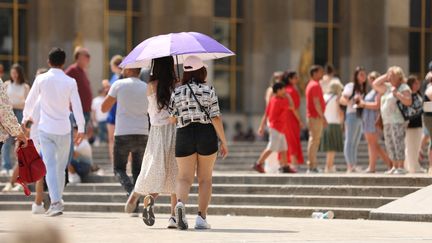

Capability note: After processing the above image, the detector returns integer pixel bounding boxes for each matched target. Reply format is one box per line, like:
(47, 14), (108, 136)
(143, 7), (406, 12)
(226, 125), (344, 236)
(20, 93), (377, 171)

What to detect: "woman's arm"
(394, 89), (412, 106)
(211, 116), (228, 159)
(372, 74), (388, 94)
(257, 113), (267, 136)
(359, 93), (380, 110)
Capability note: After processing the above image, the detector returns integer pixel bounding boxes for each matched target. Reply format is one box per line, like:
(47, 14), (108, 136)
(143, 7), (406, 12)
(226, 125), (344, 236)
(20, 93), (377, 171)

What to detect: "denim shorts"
(175, 123), (218, 157)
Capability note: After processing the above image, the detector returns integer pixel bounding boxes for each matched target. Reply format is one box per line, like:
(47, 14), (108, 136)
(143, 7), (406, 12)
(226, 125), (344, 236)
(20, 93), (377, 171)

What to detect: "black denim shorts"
(175, 123), (218, 157)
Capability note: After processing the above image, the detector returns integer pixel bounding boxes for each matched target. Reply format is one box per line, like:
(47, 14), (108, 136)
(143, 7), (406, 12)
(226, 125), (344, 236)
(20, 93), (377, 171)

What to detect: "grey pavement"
(1, 211), (432, 243)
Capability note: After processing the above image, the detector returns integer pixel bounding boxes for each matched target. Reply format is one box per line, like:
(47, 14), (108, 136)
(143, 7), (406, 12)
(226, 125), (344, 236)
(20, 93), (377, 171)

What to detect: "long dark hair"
(281, 71), (297, 86)
(149, 56), (176, 110)
(353, 66), (366, 94)
(10, 64), (26, 85)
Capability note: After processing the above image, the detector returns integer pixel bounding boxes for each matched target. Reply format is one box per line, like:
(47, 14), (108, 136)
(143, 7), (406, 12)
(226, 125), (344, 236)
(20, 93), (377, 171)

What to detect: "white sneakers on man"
(46, 201), (64, 217)
(195, 215), (211, 229)
(68, 173), (81, 184)
(32, 202), (45, 214)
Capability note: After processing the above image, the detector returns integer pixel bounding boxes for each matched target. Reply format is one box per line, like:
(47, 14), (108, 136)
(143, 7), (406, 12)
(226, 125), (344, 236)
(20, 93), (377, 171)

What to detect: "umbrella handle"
(175, 55), (181, 81)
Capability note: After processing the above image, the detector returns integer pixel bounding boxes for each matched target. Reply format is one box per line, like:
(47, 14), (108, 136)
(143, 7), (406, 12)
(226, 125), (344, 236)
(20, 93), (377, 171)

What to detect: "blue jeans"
(1, 109), (23, 170)
(97, 121), (107, 142)
(344, 113), (363, 166)
(39, 131), (71, 203)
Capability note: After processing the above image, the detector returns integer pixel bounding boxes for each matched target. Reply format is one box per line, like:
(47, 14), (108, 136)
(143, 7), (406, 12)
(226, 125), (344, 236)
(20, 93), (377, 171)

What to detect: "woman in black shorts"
(169, 55), (228, 230)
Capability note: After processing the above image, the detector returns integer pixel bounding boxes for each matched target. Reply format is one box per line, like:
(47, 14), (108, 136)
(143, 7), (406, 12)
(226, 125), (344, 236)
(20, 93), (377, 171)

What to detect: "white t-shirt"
(108, 77), (149, 136)
(324, 93), (341, 124)
(91, 96), (108, 122)
(342, 82), (357, 114)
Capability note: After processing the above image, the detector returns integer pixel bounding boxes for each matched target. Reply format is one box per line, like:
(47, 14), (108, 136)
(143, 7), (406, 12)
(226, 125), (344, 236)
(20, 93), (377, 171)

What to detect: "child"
(91, 88), (108, 146)
(254, 82), (290, 173)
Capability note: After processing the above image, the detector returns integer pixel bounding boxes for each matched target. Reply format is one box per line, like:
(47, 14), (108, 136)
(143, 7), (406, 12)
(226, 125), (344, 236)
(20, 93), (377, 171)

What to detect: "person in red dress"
(281, 71), (305, 171)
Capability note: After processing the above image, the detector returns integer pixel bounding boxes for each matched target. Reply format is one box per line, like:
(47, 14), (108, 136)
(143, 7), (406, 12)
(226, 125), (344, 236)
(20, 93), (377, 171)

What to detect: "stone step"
(0, 201), (372, 219)
(50, 184), (419, 197)
(1, 174), (426, 186)
(0, 193), (396, 208)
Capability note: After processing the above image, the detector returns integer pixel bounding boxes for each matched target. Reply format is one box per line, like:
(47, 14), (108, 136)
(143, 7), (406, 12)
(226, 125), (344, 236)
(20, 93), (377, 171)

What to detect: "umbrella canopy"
(120, 32), (235, 68)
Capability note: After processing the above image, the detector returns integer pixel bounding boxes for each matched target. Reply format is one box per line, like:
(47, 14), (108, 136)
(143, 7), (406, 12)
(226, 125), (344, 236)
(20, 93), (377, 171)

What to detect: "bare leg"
(290, 155), (298, 169)
(278, 151), (288, 166)
(170, 193), (177, 216)
(429, 149), (432, 175)
(175, 153), (198, 204)
(107, 124), (115, 163)
(196, 153), (217, 218)
(365, 133), (378, 172)
(34, 179), (44, 205)
(9, 166), (18, 185)
(325, 152), (335, 172)
(257, 150), (273, 165)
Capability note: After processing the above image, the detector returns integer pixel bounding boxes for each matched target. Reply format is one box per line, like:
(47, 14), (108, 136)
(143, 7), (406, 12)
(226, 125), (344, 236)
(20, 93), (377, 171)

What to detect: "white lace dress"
(133, 93), (177, 195)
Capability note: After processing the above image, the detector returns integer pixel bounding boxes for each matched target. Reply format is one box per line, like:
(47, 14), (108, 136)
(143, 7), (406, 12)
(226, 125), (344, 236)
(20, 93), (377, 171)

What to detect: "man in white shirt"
(23, 48), (85, 217)
(101, 68), (148, 213)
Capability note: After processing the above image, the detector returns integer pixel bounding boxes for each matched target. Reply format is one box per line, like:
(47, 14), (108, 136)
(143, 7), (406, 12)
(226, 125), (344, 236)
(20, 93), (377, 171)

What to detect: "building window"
(409, 0), (432, 77)
(0, 0), (28, 78)
(104, 0), (142, 76)
(313, 0), (340, 69)
(213, 0), (244, 112)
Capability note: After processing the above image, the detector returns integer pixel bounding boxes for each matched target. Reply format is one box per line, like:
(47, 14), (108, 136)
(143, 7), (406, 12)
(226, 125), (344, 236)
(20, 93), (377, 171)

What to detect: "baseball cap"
(183, 56), (207, 72)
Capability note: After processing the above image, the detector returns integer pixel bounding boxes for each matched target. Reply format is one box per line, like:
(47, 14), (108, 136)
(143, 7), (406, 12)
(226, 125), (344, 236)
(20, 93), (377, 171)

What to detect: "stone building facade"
(0, 0), (431, 139)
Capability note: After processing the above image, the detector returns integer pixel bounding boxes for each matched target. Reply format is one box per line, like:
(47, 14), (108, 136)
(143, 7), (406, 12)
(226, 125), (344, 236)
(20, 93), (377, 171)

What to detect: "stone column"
(243, 0), (295, 115)
(75, 0), (105, 95)
(339, 0), (388, 82)
(28, 0), (77, 80)
(386, 0), (409, 72)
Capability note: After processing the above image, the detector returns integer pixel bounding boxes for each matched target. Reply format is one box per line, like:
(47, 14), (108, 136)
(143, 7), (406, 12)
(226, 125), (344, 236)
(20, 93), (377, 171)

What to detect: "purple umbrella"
(120, 32), (235, 69)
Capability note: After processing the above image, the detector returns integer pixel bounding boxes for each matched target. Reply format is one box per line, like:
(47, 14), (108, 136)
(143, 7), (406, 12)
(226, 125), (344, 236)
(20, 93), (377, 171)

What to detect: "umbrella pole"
(175, 55), (181, 81)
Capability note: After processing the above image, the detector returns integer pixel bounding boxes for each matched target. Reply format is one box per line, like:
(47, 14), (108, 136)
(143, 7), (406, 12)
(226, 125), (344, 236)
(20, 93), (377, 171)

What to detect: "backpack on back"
(16, 139), (46, 196)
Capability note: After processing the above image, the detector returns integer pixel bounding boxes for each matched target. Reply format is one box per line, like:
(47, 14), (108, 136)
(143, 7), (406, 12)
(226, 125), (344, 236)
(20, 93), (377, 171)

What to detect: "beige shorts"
(266, 128), (288, 152)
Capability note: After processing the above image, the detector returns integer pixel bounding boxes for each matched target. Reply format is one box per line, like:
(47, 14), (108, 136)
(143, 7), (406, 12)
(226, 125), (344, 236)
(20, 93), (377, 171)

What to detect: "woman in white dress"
(125, 56), (178, 228)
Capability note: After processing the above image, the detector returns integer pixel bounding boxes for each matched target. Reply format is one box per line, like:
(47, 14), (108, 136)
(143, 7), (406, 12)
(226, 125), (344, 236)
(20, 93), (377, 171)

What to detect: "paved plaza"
(1, 211), (432, 243)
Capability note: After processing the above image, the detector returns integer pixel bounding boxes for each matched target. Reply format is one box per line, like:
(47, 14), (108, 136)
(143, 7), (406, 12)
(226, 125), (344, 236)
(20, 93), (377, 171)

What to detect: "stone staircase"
(0, 142), (431, 220)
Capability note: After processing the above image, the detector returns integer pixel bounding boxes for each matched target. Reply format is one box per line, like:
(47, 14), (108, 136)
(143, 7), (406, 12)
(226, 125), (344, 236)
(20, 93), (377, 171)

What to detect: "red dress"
(284, 85), (304, 164)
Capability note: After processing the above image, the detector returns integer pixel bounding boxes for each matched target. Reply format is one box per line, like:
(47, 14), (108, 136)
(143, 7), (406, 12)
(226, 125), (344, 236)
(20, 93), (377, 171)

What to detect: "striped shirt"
(169, 82), (220, 128)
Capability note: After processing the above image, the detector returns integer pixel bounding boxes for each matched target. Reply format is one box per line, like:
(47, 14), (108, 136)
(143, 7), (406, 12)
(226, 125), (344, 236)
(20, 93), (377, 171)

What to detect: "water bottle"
(311, 211), (334, 219)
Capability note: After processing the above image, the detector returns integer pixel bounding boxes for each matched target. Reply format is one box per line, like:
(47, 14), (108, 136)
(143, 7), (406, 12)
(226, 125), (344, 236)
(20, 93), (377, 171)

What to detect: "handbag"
(16, 139), (46, 196)
(396, 93), (423, 121)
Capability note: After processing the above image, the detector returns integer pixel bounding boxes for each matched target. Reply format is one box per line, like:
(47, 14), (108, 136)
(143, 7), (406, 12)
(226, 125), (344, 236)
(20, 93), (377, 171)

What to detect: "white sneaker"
(167, 216), (177, 229)
(32, 203), (45, 214)
(195, 215), (211, 229)
(2, 183), (13, 192)
(0, 169), (8, 176)
(46, 201), (64, 217)
(385, 167), (396, 174)
(95, 168), (105, 176)
(394, 168), (407, 175)
(175, 202), (188, 230)
(11, 184), (23, 192)
(68, 173), (81, 184)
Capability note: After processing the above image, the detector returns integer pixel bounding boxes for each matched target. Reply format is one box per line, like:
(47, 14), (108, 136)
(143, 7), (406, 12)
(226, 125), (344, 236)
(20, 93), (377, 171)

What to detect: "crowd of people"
(0, 47), (228, 231)
(255, 62), (432, 175)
